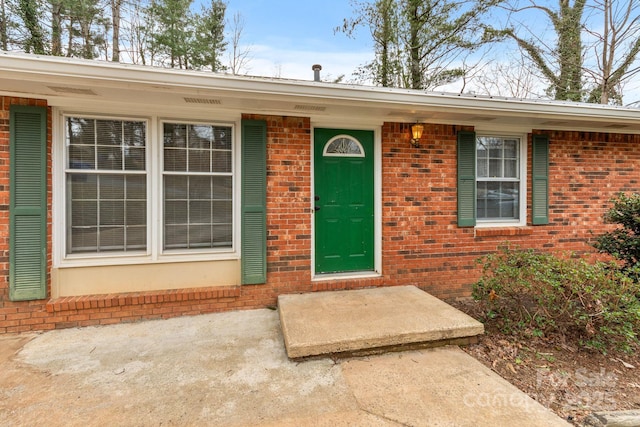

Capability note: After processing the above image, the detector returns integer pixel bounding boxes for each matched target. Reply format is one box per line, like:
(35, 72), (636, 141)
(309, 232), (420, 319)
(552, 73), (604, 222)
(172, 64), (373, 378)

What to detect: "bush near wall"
(473, 246), (640, 353)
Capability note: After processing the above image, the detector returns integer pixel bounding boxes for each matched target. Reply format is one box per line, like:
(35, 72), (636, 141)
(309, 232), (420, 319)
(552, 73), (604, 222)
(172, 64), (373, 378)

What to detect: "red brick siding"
(242, 114), (384, 295)
(2, 104), (640, 334)
(380, 124), (640, 298)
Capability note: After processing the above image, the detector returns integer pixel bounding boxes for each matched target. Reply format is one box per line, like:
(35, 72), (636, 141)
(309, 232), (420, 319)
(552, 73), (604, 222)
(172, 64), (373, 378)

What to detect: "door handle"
(314, 206), (321, 211)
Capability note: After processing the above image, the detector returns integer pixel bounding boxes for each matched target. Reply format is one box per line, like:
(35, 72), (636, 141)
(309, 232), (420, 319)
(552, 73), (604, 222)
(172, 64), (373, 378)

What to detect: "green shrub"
(473, 246), (640, 353)
(592, 192), (640, 278)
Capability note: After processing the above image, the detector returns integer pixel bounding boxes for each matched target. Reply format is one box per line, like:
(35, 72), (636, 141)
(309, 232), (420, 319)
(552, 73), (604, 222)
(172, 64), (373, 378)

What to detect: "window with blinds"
(65, 117), (147, 254)
(162, 122), (233, 250)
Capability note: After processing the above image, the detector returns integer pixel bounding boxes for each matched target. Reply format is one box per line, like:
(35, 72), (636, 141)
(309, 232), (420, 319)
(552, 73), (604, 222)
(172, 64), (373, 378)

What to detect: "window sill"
(474, 227), (533, 237)
(58, 251), (239, 268)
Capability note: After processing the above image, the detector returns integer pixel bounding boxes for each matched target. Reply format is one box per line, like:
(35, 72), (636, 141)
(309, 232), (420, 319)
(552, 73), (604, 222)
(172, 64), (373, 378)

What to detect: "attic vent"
(605, 124), (629, 129)
(294, 104), (326, 112)
(48, 86), (97, 95)
(540, 120), (569, 126)
(184, 97), (222, 105)
(468, 116), (496, 122)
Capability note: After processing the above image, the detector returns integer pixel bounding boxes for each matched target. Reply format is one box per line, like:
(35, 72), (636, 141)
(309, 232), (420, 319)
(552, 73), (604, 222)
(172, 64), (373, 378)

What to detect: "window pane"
(164, 123), (187, 148)
(190, 200), (211, 223)
(213, 176), (232, 199)
(69, 146), (95, 169)
(189, 225), (212, 247)
(126, 201), (146, 225)
(165, 225), (187, 248)
(100, 226), (125, 250)
(189, 125), (212, 149)
(69, 173), (97, 199)
(67, 174), (146, 254)
(68, 117), (95, 145)
(189, 176), (211, 199)
(477, 181), (519, 220)
(69, 227), (97, 253)
(212, 151), (232, 173)
(100, 201), (125, 225)
(126, 226), (146, 249)
(488, 139), (501, 158)
(188, 149), (211, 172)
(125, 147), (146, 171)
(165, 175), (188, 199)
(213, 126), (231, 149)
(504, 159), (518, 178)
(71, 201), (97, 227)
(213, 200), (232, 224)
(477, 158), (488, 178)
(126, 175), (146, 200)
(504, 140), (517, 158)
(164, 148), (187, 172)
(489, 159), (502, 177)
(67, 117), (146, 172)
(212, 224), (232, 246)
(96, 120), (122, 146)
(97, 146), (123, 170)
(165, 200), (188, 225)
(123, 121), (146, 147)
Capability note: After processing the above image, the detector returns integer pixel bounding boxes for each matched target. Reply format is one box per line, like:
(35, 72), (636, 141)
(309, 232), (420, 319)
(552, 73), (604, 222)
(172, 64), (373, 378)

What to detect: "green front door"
(314, 128), (374, 274)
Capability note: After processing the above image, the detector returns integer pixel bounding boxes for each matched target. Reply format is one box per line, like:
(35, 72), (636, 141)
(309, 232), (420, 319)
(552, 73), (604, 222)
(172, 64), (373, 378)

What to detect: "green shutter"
(241, 119), (267, 284)
(9, 105), (47, 301)
(532, 134), (549, 225)
(457, 131), (476, 227)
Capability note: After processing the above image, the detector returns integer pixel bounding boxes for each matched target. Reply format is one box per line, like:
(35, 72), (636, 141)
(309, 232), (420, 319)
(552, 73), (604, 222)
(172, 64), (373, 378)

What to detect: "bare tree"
(227, 11), (251, 75)
(489, 0), (587, 101)
(472, 50), (545, 98)
(583, 0), (640, 104)
(340, 0), (502, 90)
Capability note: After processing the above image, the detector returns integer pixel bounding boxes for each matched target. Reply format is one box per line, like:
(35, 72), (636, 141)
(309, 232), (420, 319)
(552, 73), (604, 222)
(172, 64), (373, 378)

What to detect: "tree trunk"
(407, 0), (422, 89)
(111, 0), (121, 61)
(0, 0), (7, 51)
(51, 0), (63, 56)
(18, 0), (46, 54)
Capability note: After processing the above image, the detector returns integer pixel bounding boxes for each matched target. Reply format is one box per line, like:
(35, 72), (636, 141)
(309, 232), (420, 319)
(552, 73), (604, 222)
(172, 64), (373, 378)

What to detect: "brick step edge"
(46, 286), (242, 313)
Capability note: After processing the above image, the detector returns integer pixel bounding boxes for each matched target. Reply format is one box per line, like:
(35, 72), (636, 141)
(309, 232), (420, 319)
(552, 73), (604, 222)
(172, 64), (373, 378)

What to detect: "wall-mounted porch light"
(410, 123), (424, 147)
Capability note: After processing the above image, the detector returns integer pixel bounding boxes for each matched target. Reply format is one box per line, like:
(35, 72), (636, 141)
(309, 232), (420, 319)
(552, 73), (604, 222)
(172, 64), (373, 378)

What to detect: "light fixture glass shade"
(410, 123), (424, 146)
(411, 124), (424, 140)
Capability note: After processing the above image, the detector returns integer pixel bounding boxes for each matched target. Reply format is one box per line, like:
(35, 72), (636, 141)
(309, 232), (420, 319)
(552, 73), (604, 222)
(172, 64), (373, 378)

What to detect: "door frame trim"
(310, 124), (382, 280)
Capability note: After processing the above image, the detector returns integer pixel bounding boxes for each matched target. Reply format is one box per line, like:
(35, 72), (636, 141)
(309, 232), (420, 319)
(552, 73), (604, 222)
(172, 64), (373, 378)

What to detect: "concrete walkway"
(0, 308), (567, 426)
(278, 286), (484, 358)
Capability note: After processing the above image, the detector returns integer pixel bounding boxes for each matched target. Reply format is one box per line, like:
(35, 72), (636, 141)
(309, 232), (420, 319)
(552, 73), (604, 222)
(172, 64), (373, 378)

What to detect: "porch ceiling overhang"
(2, 52), (640, 134)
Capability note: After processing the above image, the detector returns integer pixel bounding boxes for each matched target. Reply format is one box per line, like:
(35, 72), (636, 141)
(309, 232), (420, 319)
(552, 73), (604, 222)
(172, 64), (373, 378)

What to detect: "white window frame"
(475, 133), (527, 228)
(159, 119), (235, 255)
(53, 111), (240, 267)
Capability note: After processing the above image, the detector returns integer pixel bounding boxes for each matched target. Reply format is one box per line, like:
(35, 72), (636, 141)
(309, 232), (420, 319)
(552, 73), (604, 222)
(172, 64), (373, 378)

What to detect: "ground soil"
(451, 299), (640, 425)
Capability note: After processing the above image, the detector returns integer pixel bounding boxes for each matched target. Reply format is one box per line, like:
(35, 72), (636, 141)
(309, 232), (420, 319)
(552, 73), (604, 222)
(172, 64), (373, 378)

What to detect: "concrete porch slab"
(278, 285), (484, 359)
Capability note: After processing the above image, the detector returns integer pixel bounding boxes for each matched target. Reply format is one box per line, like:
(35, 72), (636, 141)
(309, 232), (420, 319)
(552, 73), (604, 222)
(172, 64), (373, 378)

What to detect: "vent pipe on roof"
(312, 64), (322, 82)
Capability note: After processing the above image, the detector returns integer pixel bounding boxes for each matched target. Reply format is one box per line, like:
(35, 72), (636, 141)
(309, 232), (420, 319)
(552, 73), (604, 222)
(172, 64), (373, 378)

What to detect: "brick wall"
(2, 105), (640, 334)
(380, 123), (640, 298)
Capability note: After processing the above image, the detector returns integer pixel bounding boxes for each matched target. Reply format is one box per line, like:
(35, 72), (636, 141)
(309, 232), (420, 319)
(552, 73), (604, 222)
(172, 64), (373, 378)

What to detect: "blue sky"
(214, 0), (640, 104)
(223, 0), (373, 81)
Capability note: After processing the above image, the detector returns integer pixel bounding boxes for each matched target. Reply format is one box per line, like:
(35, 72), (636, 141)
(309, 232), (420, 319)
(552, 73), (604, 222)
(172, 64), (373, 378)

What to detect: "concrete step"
(278, 285), (484, 359)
